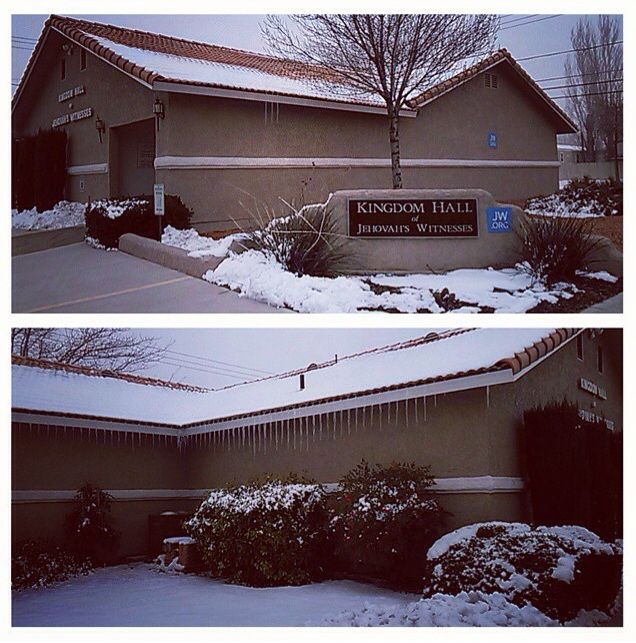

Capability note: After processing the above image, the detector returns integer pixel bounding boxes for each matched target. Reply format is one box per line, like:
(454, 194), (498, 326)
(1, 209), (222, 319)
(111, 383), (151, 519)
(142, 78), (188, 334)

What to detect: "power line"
(542, 79), (623, 91)
(156, 359), (255, 381)
(159, 354), (270, 380)
(11, 45), (34, 51)
(500, 14), (539, 26)
(12, 35), (38, 43)
(517, 40), (623, 62)
(500, 15), (563, 31)
(548, 90), (623, 100)
(535, 69), (622, 82)
(163, 348), (273, 375)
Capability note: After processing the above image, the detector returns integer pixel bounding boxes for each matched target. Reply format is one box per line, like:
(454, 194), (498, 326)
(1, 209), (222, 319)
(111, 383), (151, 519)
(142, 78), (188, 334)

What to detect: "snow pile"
(11, 201), (86, 231)
(90, 197), (149, 219)
(163, 536), (196, 545)
(85, 235), (117, 251)
(321, 591), (557, 626)
(161, 225), (244, 258)
(423, 522), (622, 622)
(205, 249), (582, 313)
(575, 269), (619, 283)
(154, 554), (184, 574)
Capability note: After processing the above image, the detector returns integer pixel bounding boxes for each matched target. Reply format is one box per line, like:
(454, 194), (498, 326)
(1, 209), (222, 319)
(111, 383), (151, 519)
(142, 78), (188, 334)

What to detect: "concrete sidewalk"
(12, 242), (285, 313)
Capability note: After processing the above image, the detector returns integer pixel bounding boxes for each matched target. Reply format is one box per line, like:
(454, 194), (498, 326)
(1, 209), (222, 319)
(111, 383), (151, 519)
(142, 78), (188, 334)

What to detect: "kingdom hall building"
(12, 15), (576, 232)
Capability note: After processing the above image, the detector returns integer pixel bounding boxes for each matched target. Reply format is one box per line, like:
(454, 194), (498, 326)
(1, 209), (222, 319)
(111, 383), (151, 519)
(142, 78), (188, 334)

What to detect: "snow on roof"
(11, 14), (576, 130)
(557, 143), (583, 152)
(12, 329), (576, 428)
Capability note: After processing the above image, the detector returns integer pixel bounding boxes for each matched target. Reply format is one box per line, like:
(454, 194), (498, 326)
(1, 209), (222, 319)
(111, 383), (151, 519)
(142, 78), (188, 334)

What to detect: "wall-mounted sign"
(58, 85), (86, 102)
(487, 206), (512, 233)
(578, 408), (614, 431)
(52, 107), (93, 128)
(154, 183), (165, 216)
(579, 377), (608, 400)
(348, 199), (478, 238)
(488, 131), (497, 148)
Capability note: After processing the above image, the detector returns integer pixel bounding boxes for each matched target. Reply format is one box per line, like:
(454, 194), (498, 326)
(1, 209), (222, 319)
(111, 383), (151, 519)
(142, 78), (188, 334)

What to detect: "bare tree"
(565, 16), (623, 176)
(262, 14), (499, 188)
(11, 328), (169, 373)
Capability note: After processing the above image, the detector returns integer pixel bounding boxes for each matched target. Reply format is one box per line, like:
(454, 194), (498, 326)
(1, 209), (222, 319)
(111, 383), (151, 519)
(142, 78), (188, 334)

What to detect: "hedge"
(85, 194), (192, 249)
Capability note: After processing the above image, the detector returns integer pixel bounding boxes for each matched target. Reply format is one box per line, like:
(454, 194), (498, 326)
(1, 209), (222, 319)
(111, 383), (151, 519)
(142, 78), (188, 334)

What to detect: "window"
(576, 334), (584, 361)
(60, 57), (66, 80)
(80, 48), (87, 71)
(597, 346), (604, 373)
(485, 73), (498, 88)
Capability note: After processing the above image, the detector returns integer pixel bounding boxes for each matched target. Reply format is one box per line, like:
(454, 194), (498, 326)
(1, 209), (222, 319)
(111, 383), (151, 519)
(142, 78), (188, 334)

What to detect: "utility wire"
(518, 40), (623, 62)
(541, 79), (623, 91)
(163, 348), (273, 375)
(500, 14), (539, 26)
(157, 355), (269, 380)
(535, 69), (622, 82)
(500, 15), (563, 31)
(548, 90), (623, 100)
(157, 359), (255, 381)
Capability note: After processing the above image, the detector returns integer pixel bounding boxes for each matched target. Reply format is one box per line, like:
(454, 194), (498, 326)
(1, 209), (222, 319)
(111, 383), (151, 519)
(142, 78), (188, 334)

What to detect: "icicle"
(423, 396), (427, 422)
(486, 386), (490, 409)
(347, 407), (351, 435)
(264, 423), (268, 456)
(414, 397), (419, 424)
(252, 426), (257, 458)
(293, 417), (297, 450)
(319, 413), (323, 440)
(433, 394), (437, 408)
(305, 416), (310, 452)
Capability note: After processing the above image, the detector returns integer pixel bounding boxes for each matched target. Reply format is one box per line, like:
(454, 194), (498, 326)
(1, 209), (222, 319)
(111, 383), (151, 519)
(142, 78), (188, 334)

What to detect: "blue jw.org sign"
(487, 207), (513, 233)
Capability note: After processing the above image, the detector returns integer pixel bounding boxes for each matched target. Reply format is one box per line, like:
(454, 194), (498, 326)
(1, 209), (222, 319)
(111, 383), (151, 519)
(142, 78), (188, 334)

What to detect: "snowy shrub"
(243, 202), (350, 277)
(12, 539), (92, 591)
(518, 215), (600, 285)
(64, 484), (119, 564)
(85, 195), (191, 249)
(423, 522), (622, 622)
(330, 461), (445, 588)
(526, 177), (622, 218)
(184, 475), (330, 586)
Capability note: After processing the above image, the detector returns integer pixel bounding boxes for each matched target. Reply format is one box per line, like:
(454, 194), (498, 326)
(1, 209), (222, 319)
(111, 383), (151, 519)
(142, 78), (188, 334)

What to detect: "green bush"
(423, 522), (622, 622)
(64, 484), (119, 564)
(518, 216), (600, 285)
(243, 202), (351, 277)
(330, 461), (445, 588)
(185, 474), (330, 586)
(85, 194), (191, 249)
(12, 539), (92, 591)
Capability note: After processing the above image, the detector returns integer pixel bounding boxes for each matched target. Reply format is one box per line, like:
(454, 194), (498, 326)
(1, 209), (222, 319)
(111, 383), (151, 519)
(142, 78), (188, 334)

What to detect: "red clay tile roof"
(11, 355), (210, 393)
(12, 14), (577, 130)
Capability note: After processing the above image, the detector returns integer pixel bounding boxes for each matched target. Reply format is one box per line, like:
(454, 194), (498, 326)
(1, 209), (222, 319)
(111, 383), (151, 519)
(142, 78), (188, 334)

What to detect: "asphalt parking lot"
(12, 243), (282, 313)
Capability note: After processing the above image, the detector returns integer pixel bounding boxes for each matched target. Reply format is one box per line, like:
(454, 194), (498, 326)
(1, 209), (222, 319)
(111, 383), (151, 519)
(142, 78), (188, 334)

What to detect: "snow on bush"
(423, 522), (622, 622)
(321, 590), (557, 626)
(330, 461), (444, 587)
(519, 215), (601, 285)
(242, 203), (350, 277)
(11, 201), (86, 231)
(206, 250), (582, 313)
(161, 225), (243, 258)
(12, 539), (92, 591)
(85, 195), (191, 249)
(526, 177), (622, 218)
(184, 475), (330, 586)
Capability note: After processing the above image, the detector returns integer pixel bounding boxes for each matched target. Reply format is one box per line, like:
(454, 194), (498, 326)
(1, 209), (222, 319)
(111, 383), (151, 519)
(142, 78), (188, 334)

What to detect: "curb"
(118, 233), (224, 278)
(11, 225), (85, 256)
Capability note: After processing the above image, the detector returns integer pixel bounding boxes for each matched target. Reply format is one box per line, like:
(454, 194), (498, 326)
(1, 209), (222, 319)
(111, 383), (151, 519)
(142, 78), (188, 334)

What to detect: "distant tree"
(11, 328), (168, 373)
(565, 16), (622, 177)
(262, 14), (499, 189)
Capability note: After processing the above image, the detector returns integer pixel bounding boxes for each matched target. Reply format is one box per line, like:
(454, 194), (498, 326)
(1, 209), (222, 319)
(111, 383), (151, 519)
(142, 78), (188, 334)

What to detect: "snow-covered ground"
(526, 195), (606, 218)
(11, 563), (416, 627)
(11, 562), (616, 627)
(12, 201), (86, 231)
(161, 225), (245, 258)
(204, 250), (586, 314)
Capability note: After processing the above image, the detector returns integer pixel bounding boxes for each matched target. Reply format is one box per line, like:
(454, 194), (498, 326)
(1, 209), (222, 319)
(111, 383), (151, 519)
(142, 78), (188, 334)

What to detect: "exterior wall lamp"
(153, 97), (165, 131)
(95, 116), (105, 143)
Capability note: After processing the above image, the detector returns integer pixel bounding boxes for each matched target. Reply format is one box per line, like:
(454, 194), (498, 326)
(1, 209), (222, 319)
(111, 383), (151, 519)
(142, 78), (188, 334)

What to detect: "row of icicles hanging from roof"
(18, 396), (446, 455)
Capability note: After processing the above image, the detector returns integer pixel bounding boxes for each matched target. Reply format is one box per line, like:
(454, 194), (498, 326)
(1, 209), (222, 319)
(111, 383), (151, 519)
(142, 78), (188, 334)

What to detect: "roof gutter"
(152, 80), (417, 118)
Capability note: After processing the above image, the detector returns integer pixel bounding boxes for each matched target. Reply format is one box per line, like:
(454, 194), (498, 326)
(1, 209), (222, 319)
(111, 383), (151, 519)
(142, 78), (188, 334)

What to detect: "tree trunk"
(388, 110), (403, 189)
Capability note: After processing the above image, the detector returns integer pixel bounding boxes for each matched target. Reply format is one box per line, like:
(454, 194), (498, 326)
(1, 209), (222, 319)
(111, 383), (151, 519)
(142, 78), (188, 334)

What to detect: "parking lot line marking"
(26, 276), (191, 312)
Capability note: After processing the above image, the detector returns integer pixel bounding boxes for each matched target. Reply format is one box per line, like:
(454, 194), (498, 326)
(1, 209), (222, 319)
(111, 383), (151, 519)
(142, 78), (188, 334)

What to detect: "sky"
(132, 327), (441, 388)
(11, 13), (624, 111)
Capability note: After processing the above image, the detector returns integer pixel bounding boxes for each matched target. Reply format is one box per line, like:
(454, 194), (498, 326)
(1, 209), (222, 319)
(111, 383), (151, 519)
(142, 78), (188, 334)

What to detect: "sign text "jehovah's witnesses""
(348, 198), (478, 238)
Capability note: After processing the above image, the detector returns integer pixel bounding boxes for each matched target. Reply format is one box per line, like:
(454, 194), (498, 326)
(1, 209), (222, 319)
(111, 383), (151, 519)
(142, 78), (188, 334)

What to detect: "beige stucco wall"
(11, 331), (621, 555)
